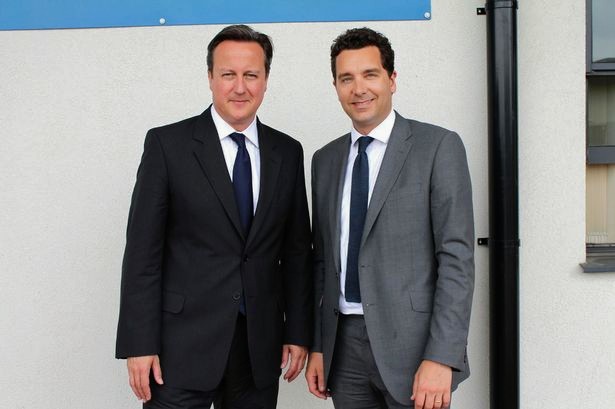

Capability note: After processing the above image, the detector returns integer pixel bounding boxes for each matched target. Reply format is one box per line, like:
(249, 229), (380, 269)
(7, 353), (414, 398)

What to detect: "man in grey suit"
(305, 28), (474, 409)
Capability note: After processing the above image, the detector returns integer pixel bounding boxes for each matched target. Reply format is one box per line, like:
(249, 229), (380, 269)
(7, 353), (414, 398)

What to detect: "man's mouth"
(352, 99), (374, 108)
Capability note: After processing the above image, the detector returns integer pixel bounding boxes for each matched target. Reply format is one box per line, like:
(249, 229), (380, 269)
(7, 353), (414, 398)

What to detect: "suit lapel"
(246, 121), (281, 248)
(330, 135), (351, 274)
(361, 113), (414, 247)
(192, 108), (245, 240)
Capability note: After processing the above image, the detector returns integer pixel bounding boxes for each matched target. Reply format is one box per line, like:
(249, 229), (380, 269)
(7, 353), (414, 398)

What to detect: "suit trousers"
(145, 314), (279, 409)
(329, 315), (414, 409)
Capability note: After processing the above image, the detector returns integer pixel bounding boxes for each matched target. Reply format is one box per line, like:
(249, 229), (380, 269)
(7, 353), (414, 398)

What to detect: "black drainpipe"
(485, 1), (519, 409)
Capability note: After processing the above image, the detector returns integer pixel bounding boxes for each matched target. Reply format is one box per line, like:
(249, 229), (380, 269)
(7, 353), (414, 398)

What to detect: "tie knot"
(357, 136), (374, 154)
(229, 132), (247, 149)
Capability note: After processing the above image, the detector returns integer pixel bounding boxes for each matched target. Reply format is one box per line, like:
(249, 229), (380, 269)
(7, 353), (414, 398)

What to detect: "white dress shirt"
(211, 105), (260, 213)
(339, 109), (396, 315)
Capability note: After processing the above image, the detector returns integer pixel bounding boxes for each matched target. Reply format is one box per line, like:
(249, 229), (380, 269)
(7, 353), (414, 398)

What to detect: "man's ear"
(390, 70), (397, 93)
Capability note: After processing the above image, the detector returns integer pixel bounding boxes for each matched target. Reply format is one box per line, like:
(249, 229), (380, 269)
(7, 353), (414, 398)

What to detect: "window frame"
(586, 0), (615, 166)
(586, 76), (615, 163)
(584, 0), (615, 272)
(586, 0), (615, 74)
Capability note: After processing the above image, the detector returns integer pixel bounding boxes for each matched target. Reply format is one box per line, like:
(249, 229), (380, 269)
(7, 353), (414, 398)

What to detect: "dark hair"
(330, 27), (395, 79)
(207, 24), (273, 75)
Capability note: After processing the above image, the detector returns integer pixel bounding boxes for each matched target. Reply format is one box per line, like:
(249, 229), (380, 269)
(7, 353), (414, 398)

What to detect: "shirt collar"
(350, 109), (395, 146)
(211, 104), (259, 148)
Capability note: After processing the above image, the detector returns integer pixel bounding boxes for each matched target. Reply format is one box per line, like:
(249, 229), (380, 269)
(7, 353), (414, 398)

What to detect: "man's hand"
(305, 352), (330, 399)
(411, 359), (452, 409)
(280, 344), (308, 382)
(127, 355), (163, 402)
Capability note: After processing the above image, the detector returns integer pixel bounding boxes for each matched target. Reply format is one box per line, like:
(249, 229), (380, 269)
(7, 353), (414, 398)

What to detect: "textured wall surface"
(518, 1), (615, 408)
(0, 1), (563, 408)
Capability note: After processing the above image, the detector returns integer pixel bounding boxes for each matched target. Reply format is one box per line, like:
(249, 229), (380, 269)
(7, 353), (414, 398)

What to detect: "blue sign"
(0, 0), (431, 31)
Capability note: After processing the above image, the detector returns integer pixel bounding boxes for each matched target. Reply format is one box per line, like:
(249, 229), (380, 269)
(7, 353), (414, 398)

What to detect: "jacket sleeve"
(310, 150), (325, 352)
(280, 143), (314, 346)
(422, 131), (475, 371)
(115, 129), (168, 359)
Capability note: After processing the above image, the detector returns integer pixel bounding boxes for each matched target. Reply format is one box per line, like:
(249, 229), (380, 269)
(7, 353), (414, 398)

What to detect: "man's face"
(334, 46), (396, 135)
(208, 40), (268, 131)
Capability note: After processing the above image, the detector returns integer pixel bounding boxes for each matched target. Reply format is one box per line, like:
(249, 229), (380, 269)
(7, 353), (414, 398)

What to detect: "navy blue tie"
(345, 136), (374, 303)
(229, 132), (253, 315)
(229, 132), (253, 235)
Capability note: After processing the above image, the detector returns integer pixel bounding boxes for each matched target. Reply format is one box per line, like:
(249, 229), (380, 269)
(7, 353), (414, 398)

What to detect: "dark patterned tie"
(229, 132), (253, 235)
(229, 132), (253, 315)
(345, 136), (374, 303)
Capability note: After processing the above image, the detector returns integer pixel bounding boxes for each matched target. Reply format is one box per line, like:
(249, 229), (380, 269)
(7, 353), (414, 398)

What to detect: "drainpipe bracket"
(477, 238), (521, 247)
(485, 0), (518, 10)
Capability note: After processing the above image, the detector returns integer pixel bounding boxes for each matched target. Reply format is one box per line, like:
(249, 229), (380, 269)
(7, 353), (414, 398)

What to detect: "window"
(586, 163), (615, 244)
(584, 0), (615, 272)
(588, 0), (615, 72)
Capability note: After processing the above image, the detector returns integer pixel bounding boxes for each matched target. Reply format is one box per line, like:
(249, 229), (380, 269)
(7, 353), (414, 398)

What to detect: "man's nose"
(234, 77), (246, 94)
(353, 78), (367, 95)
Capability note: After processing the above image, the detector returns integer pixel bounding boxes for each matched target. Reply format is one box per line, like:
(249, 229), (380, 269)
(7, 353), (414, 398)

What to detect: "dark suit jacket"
(311, 113), (474, 405)
(116, 107), (312, 391)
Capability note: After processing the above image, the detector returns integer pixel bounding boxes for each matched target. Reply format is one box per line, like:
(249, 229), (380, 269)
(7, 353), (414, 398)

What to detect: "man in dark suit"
(306, 28), (474, 409)
(116, 24), (312, 409)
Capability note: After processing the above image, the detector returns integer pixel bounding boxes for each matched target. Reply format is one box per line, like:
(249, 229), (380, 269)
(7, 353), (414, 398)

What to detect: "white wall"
(2, 1), (606, 408)
(518, 1), (615, 408)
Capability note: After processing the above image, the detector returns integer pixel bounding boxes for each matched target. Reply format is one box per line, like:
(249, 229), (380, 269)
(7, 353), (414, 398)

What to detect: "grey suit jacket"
(311, 112), (474, 405)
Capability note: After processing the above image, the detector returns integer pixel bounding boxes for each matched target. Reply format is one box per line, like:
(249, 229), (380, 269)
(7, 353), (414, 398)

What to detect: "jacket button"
(233, 292), (241, 300)
(243, 256), (249, 262)
(333, 308), (339, 315)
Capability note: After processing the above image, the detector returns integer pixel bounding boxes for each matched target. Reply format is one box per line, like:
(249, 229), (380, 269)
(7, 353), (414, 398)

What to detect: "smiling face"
(334, 46), (396, 135)
(208, 40), (268, 131)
